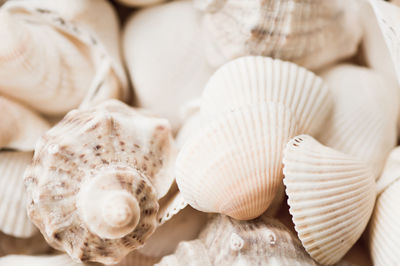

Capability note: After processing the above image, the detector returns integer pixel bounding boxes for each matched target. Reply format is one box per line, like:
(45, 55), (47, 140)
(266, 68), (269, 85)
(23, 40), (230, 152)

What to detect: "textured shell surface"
(283, 135), (376, 265)
(201, 56), (332, 136)
(176, 102), (298, 220)
(0, 151), (36, 238)
(368, 147), (400, 266)
(197, 0), (362, 70)
(318, 64), (399, 179)
(157, 215), (318, 266)
(123, 0), (214, 130)
(0, 96), (50, 151)
(23, 100), (176, 264)
(0, 0), (128, 116)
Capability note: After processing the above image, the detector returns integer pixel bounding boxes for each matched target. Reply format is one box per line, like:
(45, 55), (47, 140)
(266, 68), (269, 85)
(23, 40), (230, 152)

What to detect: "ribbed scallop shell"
(318, 64), (398, 178)
(24, 100), (176, 264)
(0, 96), (50, 151)
(157, 215), (318, 266)
(176, 102), (297, 220)
(196, 0), (362, 69)
(0, 0), (128, 115)
(0, 151), (36, 238)
(123, 0), (213, 130)
(368, 147), (400, 266)
(201, 56), (331, 136)
(283, 135), (376, 265)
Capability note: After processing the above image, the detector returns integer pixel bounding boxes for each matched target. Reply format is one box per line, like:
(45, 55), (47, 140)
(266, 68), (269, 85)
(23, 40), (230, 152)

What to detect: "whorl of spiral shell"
(24, 100), (176, 264)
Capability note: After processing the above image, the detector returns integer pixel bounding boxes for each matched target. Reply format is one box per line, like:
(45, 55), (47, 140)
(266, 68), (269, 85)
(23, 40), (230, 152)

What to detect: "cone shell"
(24, 100), (176, 264)
(283, 135), (376, 265)
(176, 102), (298, 220)
(157, 215), (318, 266)
(0, 151), (37, 238)
(201, 56), (332, 136)
(197, 0), (362, 70)
(123, 0), (214, 130)
(318, 64), (398, 178)
(0, 96), (50, 151)
(368, 147), (400, 266)
(0, 0), (128, 115)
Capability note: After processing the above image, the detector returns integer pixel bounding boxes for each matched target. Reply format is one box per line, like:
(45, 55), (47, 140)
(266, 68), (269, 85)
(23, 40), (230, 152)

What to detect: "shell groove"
(283, 135), (376, 265)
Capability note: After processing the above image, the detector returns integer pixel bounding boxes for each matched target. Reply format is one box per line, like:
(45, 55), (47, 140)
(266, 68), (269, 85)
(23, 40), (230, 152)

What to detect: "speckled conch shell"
(116, 0), (167, 7)
(0, 151), (36, 238)
(0, 0), (128, 116)
(123, 0), (213, 130)
(24, 100), (176, 264)
(177, 102), (298, 220)
(318, 64), (399, 178)
(201, 56), (332, 136)
(283, 135), (376, 265)
(195, 0), (362, 69)
(368, 147), (400, 266)
(0, 96), (50, 151)
(0, 232), (50, 257)
(157, 215), (318, 266)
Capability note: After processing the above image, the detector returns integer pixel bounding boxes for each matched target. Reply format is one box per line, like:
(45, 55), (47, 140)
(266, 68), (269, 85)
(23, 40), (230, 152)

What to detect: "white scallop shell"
(0, 96), (50, 151)
(0, 0), (128, 115)
(283, 135), (376, 265)
(201, 56), (332, 136)
(176, 102), (298, 220)
(196, 0), (362, 70)
(123, 0), (214, 130)
(318, 64), (399, 178)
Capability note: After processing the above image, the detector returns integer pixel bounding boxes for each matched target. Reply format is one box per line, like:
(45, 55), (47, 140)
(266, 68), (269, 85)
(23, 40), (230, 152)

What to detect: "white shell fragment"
(0, 0), (129, 116)
(0, 96), (50, 151)
(157, 215), (318, 266)
(196, 0), (362, 70)
(123, 0), (214, 130)
(24, 100), (176, 264)
(283, 135), (376, 265)
(318, 64), (399, 178)
(0, 151), (36, 238)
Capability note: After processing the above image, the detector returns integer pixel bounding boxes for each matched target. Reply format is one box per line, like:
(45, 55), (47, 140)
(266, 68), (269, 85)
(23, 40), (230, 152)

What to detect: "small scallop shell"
(24, 100), (176, 264)
(368, 147), (400, 266)
(196, 0), (362, 70)
(0, 0), (128, 115)
(123, 0), (214, 130)
(318, 64), (399, 178)
(0, 96), (50, 151)
(0, 232), (51, 256)
(176, 102), (298, 220)
(283, 135), (376, 265)
(157, 215), (318, 266)
(0, 151), (36, 238)
(201, 56), (332, 136)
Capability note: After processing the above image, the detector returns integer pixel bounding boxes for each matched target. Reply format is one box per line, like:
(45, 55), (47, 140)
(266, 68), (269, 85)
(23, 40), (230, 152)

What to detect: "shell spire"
(24, 100), (176, 264)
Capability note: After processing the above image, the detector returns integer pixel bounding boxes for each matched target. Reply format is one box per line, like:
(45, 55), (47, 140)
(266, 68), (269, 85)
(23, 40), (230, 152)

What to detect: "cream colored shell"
(283, 135), (376, 265)
(196, 0), (362, 70)
(24, 100), (176, 264)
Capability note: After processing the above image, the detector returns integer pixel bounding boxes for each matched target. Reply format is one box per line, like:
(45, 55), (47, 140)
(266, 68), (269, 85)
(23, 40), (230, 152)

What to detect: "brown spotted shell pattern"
(24, 100), (176, 264)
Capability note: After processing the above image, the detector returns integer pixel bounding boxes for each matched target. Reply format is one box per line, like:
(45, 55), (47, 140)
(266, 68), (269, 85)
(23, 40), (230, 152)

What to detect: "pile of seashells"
(0, 0), (399, 265)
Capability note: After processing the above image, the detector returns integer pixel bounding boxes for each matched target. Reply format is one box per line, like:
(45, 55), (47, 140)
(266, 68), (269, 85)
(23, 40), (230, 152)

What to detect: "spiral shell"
(24, 100), (176, 264)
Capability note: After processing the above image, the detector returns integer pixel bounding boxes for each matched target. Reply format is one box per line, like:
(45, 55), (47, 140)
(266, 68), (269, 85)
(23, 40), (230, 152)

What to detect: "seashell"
(0, 0), (128, 116)
(0, 232), (51, 256)
(176, 102), (298, 220)
(318, 64), (398, 178)
(176, 101), (202, 150)
(283, 135), (376, 265)
(138, 206), (208, 258)
(156, 183), (188, 225)
(368, 147), (400, 266)
(196, 0), (362, 70)
(201, 56), (332, 136)
(157, 215), (318, 266)
(24, 100), (176, 264)
(0, 254), (83, 266)
(0, 151), (36, 238)
(123, 0), (214, 130)
(0, 96), (50, 151)
(116, 0), (167, 7)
